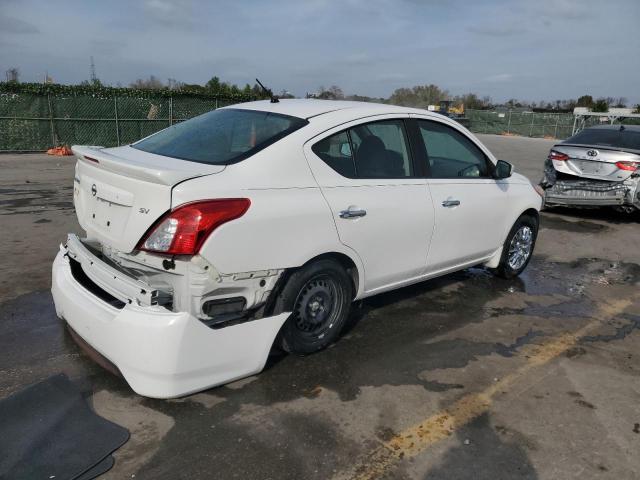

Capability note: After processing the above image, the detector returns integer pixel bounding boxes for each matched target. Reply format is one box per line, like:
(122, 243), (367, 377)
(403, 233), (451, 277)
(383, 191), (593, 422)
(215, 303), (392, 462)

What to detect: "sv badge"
(139, 208), (150, 214)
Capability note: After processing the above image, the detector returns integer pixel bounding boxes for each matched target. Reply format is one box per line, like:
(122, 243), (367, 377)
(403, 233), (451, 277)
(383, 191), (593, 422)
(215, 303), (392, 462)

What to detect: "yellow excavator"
(438, 100), (469, 127)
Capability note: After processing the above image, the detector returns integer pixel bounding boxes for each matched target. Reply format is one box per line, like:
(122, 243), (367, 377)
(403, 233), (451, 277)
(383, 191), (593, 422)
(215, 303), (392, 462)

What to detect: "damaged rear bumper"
(543, 176), (640, 209)
(544, 179), (633, 206)
(51, 246), (289, 398)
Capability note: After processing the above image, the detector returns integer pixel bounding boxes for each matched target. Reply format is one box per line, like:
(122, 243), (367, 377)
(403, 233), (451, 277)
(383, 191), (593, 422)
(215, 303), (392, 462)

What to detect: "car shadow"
(543, 206), (640, 225)
(419, 412), (539, 480)
(341, 267), (524, 337)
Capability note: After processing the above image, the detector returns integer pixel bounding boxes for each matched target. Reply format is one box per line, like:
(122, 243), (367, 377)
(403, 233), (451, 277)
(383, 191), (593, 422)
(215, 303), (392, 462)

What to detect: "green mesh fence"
(466, 109), (639, 140)
(2, 93), (636, 151)
(466, 109), (577, 139)
(0, 91), (248, 151)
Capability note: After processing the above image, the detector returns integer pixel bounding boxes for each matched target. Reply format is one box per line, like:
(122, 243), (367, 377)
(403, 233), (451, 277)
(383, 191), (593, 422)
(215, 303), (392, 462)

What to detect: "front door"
(414, 118), (509, 273)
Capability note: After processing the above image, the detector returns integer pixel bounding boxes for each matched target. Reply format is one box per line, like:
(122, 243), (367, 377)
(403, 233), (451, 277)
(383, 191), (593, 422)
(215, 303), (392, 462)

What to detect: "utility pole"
(90, 56), (97, 84)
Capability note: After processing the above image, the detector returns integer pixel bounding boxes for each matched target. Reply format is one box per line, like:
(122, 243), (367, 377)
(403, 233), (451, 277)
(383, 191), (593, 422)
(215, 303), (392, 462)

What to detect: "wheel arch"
(520, 207), (540, 226)
(485, 207), (540, 269)
(300, 252), (361, 299)
(260, 250), (362, 326)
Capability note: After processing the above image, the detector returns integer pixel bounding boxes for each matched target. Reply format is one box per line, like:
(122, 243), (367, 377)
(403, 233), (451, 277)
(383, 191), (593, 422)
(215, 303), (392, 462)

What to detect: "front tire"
(493, 215), (538, 279)
(274, 259), (353, 355)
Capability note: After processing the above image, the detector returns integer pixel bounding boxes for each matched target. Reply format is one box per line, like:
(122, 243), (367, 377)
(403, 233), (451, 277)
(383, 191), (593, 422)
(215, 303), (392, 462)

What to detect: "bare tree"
(130, 75), (164, 89)
(389, 84), (448, 108)
(452, 93), (491, 110)
(316, 85), (344, 100)
(278, 89), (295, 99)
(612, 97), (627, 108)
(166, 78), (184, 90)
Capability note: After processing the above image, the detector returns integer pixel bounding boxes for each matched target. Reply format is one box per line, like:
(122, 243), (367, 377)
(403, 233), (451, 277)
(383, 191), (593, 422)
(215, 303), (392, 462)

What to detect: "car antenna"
(255, 78), (279, 103)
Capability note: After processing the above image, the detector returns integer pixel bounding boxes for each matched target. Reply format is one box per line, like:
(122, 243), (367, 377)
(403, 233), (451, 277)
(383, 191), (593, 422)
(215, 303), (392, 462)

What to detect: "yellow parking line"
(340, 298), (634, 480)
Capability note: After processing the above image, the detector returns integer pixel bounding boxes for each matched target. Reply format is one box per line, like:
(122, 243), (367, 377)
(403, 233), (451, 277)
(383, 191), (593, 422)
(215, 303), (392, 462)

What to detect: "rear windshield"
(564, 128), (640, 151)
(132, 108), (308, 164)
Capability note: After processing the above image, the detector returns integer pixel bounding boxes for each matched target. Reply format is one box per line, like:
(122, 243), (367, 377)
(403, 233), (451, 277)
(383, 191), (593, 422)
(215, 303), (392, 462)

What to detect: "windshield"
(132, 108), (308, 164)
(564, 128), (640, 151)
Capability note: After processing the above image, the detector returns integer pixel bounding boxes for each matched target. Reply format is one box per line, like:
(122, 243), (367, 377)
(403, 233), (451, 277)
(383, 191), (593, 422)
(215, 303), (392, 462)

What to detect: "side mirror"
(494, 160), (513, 179)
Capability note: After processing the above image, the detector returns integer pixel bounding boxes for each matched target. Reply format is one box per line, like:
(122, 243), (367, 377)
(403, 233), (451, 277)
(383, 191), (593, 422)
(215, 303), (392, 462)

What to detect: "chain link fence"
(0, 91), (245, 151)
(466, 109), (578, 139)
(3, 91), (638, 151)
(466, 109), (640, 140)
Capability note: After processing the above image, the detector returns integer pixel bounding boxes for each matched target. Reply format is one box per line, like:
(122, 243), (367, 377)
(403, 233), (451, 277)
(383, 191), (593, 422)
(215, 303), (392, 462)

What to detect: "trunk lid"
(553, 145), (640, 181)
(72, 145), (225, 252)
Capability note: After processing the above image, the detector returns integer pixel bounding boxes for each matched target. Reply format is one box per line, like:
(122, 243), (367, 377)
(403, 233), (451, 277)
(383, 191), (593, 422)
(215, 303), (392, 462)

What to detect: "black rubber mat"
(75, 456), (115, 480)
(0, 374), (129, 480)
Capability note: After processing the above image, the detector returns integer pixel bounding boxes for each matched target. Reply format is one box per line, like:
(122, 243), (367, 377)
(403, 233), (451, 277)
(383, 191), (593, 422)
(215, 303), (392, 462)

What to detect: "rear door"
(304, 117), (435, 293)
(412, 117), (509, 273)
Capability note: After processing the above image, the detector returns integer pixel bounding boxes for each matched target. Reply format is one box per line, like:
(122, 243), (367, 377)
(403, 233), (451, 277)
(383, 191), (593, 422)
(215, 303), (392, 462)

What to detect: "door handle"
(339, 207), (367, 219)
(442, 199), (461, 208)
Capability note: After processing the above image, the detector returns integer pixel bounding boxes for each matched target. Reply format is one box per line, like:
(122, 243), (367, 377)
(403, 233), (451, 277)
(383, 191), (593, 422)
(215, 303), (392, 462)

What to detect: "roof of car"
(222, 98), (427, 120)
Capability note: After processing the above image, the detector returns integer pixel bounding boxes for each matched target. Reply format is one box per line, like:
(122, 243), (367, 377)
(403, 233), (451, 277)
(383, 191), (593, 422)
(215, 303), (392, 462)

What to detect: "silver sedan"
(540, 124), (640, 213)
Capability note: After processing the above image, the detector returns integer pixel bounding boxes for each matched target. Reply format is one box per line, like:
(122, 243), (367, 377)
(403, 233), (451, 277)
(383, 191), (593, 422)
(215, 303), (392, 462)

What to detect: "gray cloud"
(0, 0), (638, 104)
(467, 25), (523, 37)
(0, 14), (39, 34)
(141, 0), (200, 29)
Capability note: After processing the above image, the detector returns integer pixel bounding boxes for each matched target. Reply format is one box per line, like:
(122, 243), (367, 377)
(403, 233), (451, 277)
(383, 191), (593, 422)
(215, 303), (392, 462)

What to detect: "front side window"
(312, 119), (413, 178)
(133, 108), (307, 165)
(418, 120), (490, 178)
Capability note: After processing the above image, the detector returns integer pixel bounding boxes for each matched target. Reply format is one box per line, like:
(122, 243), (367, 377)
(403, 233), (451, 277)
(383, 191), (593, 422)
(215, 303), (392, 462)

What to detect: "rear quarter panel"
(170, 133), (365, 289)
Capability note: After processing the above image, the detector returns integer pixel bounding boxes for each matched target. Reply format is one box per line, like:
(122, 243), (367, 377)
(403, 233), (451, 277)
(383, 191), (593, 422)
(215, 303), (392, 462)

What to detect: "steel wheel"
(274, 258), (353, 354)
(292, 275), (343, 339)
(507, 225), (533, 270)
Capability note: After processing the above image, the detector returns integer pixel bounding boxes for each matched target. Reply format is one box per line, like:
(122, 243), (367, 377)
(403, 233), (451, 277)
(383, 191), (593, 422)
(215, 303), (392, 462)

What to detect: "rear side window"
(311, 131), (355, 177)
(565, 128), (640, 151)
(312, 119), (413, 178)
(418, 120), (489, 178)
(133, 108), (308, 165)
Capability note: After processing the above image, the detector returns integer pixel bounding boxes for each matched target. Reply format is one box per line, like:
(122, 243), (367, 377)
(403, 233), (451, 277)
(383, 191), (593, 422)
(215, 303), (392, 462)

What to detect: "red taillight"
(548, 150), (569, 162)
(615, 161), (638, 172)
(138, 199), (250, 255)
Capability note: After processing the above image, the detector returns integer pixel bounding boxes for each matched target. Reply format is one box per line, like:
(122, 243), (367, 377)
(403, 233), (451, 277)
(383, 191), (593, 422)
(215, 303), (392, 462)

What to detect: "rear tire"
(274, 259), (353, 355)
(493, 215), (538, 279)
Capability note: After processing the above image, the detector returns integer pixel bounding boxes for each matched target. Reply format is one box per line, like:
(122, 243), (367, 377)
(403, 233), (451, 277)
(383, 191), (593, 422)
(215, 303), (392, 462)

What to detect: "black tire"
(493, 215), (538, 279)
(274, 259), (353, 355)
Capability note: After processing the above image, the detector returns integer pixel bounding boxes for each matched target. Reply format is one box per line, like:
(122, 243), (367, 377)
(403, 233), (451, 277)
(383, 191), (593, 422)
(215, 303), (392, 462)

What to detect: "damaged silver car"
(540, 125), (640, 213)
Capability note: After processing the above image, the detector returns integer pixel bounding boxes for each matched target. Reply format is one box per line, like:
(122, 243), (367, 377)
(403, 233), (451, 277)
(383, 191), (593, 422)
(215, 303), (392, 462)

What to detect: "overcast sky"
(1, 0), (639, 103)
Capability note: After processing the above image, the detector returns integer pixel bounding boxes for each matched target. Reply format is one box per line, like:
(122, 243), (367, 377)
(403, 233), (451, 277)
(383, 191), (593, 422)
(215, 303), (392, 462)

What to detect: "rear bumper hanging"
(541, 161), (640, 208)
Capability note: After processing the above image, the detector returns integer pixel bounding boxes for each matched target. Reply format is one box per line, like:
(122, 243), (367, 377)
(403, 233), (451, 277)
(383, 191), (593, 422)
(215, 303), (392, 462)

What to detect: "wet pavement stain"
(494, 330), (545, 357)
(574, 398), (596, 409)
(580, 314), (640, 344)
(540, 215), (610, 233)
(542, 207), (640, 225)
(0, 185), (74, 215)
(423, 380), (465, 392)
(565, 346), (587, 358)
(416, 413), (539, 480)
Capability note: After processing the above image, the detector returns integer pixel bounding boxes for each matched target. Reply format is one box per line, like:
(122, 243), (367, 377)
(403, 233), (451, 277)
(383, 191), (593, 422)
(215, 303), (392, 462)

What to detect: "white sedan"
(52, 99), (543, 398)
